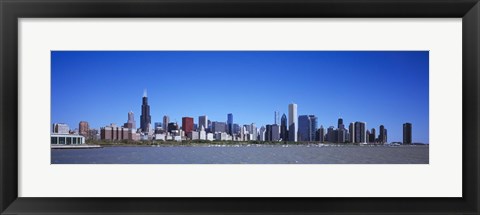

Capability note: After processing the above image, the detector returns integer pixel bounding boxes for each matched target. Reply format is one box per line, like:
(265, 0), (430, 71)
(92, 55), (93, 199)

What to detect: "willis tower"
(140, 89), (151, 133)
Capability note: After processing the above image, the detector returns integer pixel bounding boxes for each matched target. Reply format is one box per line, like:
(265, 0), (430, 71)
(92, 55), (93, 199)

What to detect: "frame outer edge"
(0, 0), (2, 211)
(1, 0), (19, 214)
(463, 2), (480, 214)
(1, 0), (480, 214)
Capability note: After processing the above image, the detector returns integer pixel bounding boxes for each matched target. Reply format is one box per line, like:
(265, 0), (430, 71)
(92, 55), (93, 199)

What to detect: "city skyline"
(51, 51), (429, 143)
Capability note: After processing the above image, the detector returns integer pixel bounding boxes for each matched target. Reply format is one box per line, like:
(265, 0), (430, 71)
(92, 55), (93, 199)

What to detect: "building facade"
(212, 121), (227, 133)
(79, 121), (89, 137)
(182, 117), (194, 134)
(379, 125), (387, 144)
(298, 115), (317, 142)
(280, 113), (288, 141)
(271, 124), (280, 141)
(316, 126), (325, 142)
(53, 123), (70, 134)
(354, 122), (366, 143)
(349, 122), (355, 143)
(163, 115), (170, 131)
(199, 115), (208, 132)
(124, 111), (136, 129)
(140, 91), (151, 133)
(227, 113), (233, 135)
(100, 124), (132, 141)
(288, 103), (298, 142)
(167, 122), (179, 133)
(403, 123), (412, 144)
(51, 134), (85, 145)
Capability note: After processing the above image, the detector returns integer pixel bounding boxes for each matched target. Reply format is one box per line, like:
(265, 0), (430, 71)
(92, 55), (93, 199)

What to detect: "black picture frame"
(1, 0), (479, 214)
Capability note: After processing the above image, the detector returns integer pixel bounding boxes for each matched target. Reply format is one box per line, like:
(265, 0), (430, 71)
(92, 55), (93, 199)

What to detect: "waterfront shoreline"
(51, 144), (429, 164)
(80, 142), (428, 148)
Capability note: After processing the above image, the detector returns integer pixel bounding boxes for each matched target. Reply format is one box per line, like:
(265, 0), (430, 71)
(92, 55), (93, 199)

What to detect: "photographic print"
(50, 51), (429, 164)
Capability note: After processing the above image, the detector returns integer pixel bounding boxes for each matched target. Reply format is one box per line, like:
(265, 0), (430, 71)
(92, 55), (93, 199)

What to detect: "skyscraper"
(79, 121), (89, 137)
(369, 128), (376, 143)
(288, 103), (298, 142)
(327, 126), (336, 143)
(309, 115), (318, 141)
(140, 90), (151, 133)
(354, 122), (366, 143)
(298, 115), (317, 141)
(227, 113), (233, 135)
(163, 115), (170, 131)
(251, 123), (257, 141)
(274, 111), (279, 125)
(403, 123), (412, 144)
(337, 128), (346, 143)
(280, 114), (288, 141)
(265, 125), (272, 141)
(316, 126), (325, 142)
(167, 122), (178, 133)
(366, 130), (371, 143)
(124, 111), (136, 129)
(379, 125), (387, 144)
(271, 124), (280, 141)
(212, 121), (227, 133)
(244, 124), (252, 135)
(233, 123), (240, 134)
(182, 117), (194, 134)
(259, 126), (266, 141)
(199, 115), (208, 132)
(349, 122), (355, 143)
(298, 115), (309, 141)
(338, 117), (344, 129)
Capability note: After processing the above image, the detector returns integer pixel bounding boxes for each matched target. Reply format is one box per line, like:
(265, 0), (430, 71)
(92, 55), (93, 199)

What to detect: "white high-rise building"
(199, 125), (206, 140)
(288, 103), (298, 142)
(251, 123), (257, 141)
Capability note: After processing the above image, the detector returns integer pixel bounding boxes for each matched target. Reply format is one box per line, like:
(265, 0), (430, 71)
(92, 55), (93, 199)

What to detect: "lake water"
(51, 144), (429, 164)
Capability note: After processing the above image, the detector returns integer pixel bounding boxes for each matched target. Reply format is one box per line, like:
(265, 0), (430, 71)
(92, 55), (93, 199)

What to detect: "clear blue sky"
(51, 51), (429, 143)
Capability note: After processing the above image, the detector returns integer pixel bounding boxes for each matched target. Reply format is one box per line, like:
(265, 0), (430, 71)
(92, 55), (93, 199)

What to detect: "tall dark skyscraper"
(403, 123), (412, 144)
(354, 122), (366, 143)
(379, 125), (387, 144)
(366, 130), (371, 143)
(316, 125), (325, 142)
(227, 113), (233, 135)
(298, 115), (308, 141)
(337, 117), (346, 143)
(167, 122), (178, 133)
(140, 90), (151, 133)
(327, 126), (336, 143)
(337, 118), (344, 129)
(280, 113), (288, 141)
(369, 128), (376, 143)
(265, 125), (272, 141)
(298, 115), (317, 141)
(271, 124), (280, 141)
